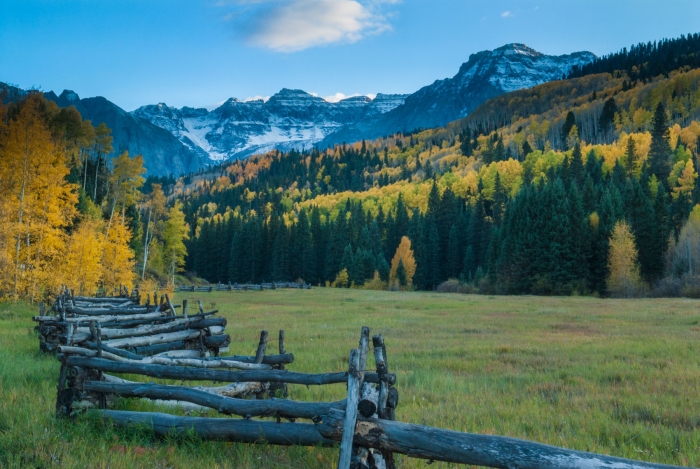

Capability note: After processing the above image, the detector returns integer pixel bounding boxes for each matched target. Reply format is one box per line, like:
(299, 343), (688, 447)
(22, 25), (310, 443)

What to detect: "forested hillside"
(0, 91), (189, 300)
(172, 32), (700, 297)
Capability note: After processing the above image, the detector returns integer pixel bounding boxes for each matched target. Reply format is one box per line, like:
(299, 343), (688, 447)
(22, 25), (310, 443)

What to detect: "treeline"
(0, 90), (190, 300)
(569, 33), (700, 81)
(184, 99), (700, 296)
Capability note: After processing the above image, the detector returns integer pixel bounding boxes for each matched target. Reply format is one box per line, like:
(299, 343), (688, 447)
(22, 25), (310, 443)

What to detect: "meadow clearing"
(0, 288), (699, 468)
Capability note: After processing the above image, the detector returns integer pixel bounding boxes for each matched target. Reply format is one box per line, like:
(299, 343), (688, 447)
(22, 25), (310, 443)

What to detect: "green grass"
(1, 289), (700, 468)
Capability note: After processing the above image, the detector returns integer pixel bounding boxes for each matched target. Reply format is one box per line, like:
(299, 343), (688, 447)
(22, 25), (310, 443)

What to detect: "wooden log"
(83, 382), (345, 419)
(64, 356), (393, 386)
(97, 409), (689, 469)
(33, 312), (166, 323)
(217, 353), (294, 365)
(84, 318), (226, 340)
(338, 348), (361, 469)
(83, 341), (143, 360)
(66, 307), (153, 316)
(182, 299), (188, 318)
(153, 350), (209, 359)
(100, 410), (336, 447)
(358, 383), (378, 418)
(71, 296), (133, 304)
(316, 408), (688, 469)
(100, 373), (265, 399)
(59, 347), (270, 370)
(105, 329), (203, 349)
(254, 330), (268, 364)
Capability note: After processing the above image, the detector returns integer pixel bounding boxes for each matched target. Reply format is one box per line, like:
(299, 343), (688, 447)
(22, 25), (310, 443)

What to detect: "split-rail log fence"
(176, 282), (312, 293)
(33, 286), (230, 357)
(47, 303), (686, 469)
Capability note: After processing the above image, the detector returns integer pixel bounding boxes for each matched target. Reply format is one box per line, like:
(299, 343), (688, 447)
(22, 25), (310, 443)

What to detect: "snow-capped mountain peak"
(133, 43), (595, 164)
(133, 91), (408, 161)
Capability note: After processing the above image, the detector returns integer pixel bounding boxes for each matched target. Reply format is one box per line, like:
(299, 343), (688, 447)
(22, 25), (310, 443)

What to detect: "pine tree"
(648, 102), (672, 180)
(396, 259), (407, 287)
(569, 142), (584, 187)
(624, 136), (638, 178)
(561, 111), (576, 150)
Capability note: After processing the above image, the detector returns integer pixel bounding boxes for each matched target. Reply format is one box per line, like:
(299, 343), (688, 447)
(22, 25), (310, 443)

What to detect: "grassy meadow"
(1, 289), (699, 468)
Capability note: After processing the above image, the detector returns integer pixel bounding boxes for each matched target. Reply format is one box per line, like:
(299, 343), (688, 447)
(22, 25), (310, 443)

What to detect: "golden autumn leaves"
(0, 93), (143, 300)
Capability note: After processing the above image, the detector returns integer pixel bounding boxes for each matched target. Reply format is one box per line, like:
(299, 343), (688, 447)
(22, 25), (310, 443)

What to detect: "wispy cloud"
(501, 10), (513, 17)
(219, 0), (397, 52)
(243, 95), (270, 102)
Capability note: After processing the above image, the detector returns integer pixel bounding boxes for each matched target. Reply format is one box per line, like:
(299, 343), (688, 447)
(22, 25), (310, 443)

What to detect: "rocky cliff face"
(43, 90), (207, 176)
(320, 44), (596, 146)
(132, 90), (408, 161)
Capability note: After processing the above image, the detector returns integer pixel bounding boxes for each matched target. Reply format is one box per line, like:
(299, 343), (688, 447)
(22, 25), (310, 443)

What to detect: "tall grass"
(1, 290), (699, 468)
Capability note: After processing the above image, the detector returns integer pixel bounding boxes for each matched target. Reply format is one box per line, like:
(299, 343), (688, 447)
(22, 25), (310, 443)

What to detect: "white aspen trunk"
(141, 207), (152, 279)
(93, 154), (100, 200)
(14, 131), (30, 299)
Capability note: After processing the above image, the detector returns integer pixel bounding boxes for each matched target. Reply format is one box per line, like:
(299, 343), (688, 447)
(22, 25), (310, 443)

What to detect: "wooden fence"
(47, 301), (686, 469)
(176, 282), (312, 293)
(33, 286), (230, 357)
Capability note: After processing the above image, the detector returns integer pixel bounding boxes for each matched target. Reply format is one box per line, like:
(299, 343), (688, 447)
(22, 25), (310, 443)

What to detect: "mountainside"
(136, 43), (594, 165)
(132, 90), (407, 161)
(42, 90), (206, 176)
(320, 44), (595, 146)
(2, 43), (594, 175)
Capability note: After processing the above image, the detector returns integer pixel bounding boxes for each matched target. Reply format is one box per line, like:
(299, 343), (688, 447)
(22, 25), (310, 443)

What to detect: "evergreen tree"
(569, 142), (584, 187)
(648, 102), (672, 180)
(561, 111), (576, 149)
(624, 136), (638, 177)
(396, 259), (407, 287)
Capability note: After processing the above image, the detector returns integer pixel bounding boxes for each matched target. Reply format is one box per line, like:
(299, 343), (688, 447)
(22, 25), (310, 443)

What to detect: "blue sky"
(1, 0), (699, 111)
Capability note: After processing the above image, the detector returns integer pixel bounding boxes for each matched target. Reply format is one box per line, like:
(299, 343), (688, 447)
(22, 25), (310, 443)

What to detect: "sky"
(1, 0), (699, 112)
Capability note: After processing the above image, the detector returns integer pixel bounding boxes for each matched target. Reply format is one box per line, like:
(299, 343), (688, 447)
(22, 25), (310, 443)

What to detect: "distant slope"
(43, 90), (207, 176)
(320, 44), (595, 146)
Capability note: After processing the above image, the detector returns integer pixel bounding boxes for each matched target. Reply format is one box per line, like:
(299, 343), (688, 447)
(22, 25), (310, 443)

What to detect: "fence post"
(351, 327), (371, 468)
(338, 348), (361, 469)
(373, 334), (396, 469)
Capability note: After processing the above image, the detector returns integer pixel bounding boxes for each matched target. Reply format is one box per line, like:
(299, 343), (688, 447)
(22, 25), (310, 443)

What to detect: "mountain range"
(2, 43), (595, 175)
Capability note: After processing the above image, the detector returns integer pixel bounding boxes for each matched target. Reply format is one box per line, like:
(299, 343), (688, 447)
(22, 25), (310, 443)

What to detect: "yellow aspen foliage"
(106, 151), (145, 232)
(332, 268), (349, 288)
(102, 216), (135, 293)
(390, 236), (416, 285)
(672, 159), (697, 201)
(0, 94), (78, 300)
(607, 221), (644, 297)
(162, 201), (189, 285)
(63, 218), (104, 296)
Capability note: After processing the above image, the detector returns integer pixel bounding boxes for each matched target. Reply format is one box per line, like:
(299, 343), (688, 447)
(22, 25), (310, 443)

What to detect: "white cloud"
(223, 0), (395, 52)
(323, 92), (359, 102)
(501, 10), (513, 17)
(243, 95), (270, 102)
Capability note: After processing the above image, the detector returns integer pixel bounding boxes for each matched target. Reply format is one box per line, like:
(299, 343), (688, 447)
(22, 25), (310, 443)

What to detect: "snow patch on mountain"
(133, 90), (407, 161)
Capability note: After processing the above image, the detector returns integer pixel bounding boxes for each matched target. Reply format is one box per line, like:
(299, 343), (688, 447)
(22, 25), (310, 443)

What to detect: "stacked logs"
(33, 288), (230, 357)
